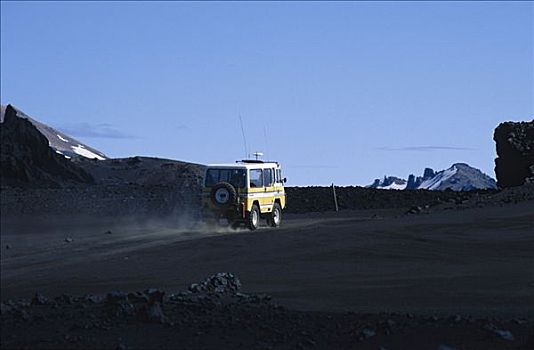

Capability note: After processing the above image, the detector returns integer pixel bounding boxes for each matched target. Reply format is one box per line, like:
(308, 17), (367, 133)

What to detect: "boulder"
(494, 119), (534, 187)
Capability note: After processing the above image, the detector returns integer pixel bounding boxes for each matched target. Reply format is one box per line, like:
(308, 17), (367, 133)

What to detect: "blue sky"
(1, 1), (532, 185)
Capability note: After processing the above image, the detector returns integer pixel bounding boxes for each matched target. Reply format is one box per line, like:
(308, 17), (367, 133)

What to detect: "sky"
(1, 1), (533, 186)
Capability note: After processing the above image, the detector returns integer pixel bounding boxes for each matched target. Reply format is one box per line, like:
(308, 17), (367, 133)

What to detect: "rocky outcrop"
(406, 168), (435, 190)
(494, 120), (534, 188)
(0, 105), (94, 187)
(0, 104), (107, 160)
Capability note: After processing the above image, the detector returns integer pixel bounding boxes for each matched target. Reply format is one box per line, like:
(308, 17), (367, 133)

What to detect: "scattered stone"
(406, 206), (422, 214)
(358, 328), (376, 340)
(0, 302), (12, 315)
(484, 323), (515, 341)
(512, 318), (526, 325)
(137, 302), (166, 324)
(127, 292), (148, 304)
(31, 292), (49, 305)
(438, 344), (459, 350)
(105, 230), (113, 234)
(144, 288), (165, 303)
(55, 294), (73, 304)
(448, 314), (462, 324)
(82, 294), (101, 304)
(5, 244), (11, 250)
(106, 291), (128, 304)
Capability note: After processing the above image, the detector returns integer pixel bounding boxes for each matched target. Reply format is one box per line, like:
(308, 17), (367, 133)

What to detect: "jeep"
(202, 160), (286, 230)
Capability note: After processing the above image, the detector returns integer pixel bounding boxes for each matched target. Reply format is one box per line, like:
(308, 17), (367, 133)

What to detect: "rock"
(137, 302), (166, 324)
(438, 345), (459, 350)
(106, 291), (128, 304)
(484, 323), (515, 341)
(65, 237), (73, 243)
(406, 206), (422, 214)
(189, 272), (242, 295)
(82, 294), (101, 304)
(0, 302), (12, 315)
(55, 294), (73, 304)
(236, 293), (272, 304)
(105, 230), (113, 234)
(494, 329), (515, 341)
(143, 288), (165, 303)
(31, 292), (49, 305)
(494, 119), (534, 187)
(448, 314), (462, 324)
(358, 328), (376, 340)
(5, 244), (11, 250)
(127, 292), (148, 304)
(13, 308), (31, 321)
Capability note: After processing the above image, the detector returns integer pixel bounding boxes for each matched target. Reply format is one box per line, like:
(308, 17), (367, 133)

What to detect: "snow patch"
(377, 182), (407, 190)
(55, 149), (71, 159)
(71, 145), (105, 160)
(419, 166), (458, 190)
(57, 134), (69, 142)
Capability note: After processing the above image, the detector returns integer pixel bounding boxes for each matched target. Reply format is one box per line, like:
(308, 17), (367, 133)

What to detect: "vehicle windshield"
(205, 168), (246, 188)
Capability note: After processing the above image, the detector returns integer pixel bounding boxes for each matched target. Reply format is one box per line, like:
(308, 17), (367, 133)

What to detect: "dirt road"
(1, 201), (533, 317)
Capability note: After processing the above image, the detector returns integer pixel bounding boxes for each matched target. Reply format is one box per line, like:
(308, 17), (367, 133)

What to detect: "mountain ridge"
(0, 104), (107, 160)
(368, 163), (497, 191)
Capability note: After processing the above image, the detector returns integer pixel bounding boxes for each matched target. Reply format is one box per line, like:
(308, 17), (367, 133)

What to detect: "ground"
(1, 197), (533, 349)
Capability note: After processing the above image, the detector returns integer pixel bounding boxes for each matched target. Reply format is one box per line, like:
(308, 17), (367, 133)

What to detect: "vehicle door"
(262, 168), (275, 213)
(248, 168), (264, 212)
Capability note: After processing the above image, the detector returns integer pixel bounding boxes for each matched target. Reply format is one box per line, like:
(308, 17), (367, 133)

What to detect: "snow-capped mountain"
(368, 163), (497, 191)
(368, 176), (408, 190)
(0, 104), (106, 160)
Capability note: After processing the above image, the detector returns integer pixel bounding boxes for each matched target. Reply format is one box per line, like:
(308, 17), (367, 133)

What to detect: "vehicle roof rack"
(238, 159), (264, 164)
(237, 160), (279, 165)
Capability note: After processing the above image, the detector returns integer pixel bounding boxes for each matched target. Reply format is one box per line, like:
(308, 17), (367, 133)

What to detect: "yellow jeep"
(202, 160), (286, 230)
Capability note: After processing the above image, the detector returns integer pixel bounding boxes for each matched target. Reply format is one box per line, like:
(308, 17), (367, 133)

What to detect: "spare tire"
(210, 182), (237, 207)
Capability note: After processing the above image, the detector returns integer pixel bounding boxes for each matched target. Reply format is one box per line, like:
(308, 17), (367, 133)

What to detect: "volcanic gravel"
(2, 274), (533, 350)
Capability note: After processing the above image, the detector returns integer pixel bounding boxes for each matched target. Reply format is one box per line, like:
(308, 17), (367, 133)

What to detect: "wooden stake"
(332, 183), (339, 212)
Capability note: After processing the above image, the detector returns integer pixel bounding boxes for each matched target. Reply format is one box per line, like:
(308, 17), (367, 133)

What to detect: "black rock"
(31, 292), (49, 305)
(189, 272), (242, 294)
(106, 291), (129, 304)
(494, 119), (534, 188)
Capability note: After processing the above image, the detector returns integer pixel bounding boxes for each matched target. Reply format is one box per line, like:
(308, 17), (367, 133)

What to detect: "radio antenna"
(239, 114), (248, 158)
(263, 125), (269, 160)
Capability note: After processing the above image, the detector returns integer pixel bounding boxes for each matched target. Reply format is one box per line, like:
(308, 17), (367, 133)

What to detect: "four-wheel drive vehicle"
(202, 160), (286, 230)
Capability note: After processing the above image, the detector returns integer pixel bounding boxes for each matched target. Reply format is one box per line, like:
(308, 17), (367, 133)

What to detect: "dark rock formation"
(0, 104), (107, 160)
(406, 168), (435, 190)
(494, 120), (534, 188)
(0, 105), (94, 187)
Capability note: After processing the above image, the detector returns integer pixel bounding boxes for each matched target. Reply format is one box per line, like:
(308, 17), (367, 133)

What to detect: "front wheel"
(268, 203), (282, 228)
(246, 204), (260, 231)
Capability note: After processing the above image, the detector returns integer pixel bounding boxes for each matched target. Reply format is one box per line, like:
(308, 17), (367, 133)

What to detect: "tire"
(268, 202), (282, 228)
(246, 204), (260, 231)
(210, 182), (237, 208)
